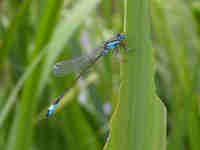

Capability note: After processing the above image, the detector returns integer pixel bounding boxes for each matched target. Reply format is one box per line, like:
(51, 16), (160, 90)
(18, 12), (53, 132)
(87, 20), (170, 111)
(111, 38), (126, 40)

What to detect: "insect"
(46, 33), (127, 118)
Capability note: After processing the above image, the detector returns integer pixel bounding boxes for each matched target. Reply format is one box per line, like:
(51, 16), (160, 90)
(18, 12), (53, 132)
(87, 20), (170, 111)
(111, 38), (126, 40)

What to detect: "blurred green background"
(0, 0), (200, 150)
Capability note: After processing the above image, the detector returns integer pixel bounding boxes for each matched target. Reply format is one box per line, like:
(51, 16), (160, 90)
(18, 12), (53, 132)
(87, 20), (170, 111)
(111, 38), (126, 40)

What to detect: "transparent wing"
(53, 55), (93, 77)
(53, 39), (112, 77)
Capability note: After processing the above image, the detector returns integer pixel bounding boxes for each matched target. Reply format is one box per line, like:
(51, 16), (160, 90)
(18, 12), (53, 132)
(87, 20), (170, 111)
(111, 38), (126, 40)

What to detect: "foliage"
(0, 0), (199, 149)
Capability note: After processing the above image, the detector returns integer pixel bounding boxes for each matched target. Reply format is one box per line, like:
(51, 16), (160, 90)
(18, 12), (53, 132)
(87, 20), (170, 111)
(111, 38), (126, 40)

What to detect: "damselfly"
(46, 33), (127, 118)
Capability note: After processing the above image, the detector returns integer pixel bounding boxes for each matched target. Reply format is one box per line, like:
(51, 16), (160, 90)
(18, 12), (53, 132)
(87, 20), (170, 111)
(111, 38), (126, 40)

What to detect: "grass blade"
(105, 0), (167, 149)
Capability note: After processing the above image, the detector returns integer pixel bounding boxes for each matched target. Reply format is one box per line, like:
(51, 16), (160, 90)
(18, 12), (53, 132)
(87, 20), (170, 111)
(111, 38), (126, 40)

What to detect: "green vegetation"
(0, 0), (199, 149)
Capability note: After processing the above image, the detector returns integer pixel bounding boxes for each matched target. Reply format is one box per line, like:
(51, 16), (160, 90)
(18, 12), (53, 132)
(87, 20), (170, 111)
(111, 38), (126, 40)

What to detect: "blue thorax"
(106, 40), (120, 49)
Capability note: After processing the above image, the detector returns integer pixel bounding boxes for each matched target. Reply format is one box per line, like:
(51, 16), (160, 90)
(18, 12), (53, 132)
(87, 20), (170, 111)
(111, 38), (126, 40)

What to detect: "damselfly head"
(115, 33), (126, 40)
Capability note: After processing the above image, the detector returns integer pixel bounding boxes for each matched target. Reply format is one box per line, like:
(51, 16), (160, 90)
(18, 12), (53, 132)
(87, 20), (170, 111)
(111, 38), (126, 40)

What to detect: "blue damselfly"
(46, 33), (127, 118)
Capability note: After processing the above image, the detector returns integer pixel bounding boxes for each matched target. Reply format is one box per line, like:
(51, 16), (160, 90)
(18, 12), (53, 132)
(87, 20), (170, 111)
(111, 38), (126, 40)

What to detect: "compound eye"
(119, 33), (125, 39)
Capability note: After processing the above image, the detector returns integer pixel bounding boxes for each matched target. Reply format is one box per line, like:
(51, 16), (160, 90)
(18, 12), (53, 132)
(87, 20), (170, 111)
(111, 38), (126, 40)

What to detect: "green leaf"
(104, 0), (167, 150)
